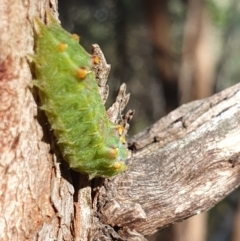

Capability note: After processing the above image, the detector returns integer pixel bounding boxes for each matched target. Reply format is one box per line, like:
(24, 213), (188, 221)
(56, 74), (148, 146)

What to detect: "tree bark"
(94, 83), (240, 240)
(0, 1), (73, 240)
(1, 1), (240, 241)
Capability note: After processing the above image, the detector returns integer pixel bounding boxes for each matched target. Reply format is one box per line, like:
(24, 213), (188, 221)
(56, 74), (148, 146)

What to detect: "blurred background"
(58, 0), (240, 240)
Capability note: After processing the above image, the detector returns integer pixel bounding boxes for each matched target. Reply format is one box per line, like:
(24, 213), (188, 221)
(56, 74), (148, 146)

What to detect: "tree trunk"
(1, 1), (240, 241)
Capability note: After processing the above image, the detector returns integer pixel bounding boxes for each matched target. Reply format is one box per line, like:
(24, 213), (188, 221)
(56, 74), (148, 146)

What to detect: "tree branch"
(95, 83), (240, 239)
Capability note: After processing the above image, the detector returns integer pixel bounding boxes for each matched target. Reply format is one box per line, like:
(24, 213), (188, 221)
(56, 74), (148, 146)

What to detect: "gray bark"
(94, 83), (240, 240)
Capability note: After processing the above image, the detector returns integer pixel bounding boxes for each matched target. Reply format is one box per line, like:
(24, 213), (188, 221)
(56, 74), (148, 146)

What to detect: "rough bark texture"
(0, 1), (75, 240)
(1, 1), (240, 241)
(94, 83), (240, 240)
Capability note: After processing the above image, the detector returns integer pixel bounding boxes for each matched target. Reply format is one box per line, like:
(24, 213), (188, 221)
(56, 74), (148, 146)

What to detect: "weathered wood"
(95, 83), (240, 239)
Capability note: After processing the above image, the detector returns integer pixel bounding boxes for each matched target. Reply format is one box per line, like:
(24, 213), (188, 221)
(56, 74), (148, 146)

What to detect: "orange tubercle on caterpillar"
(113, 161), (126, 171)
(57, 42), (68, 52)
(76, 67), (91, 79)
(120, 135), (126, 144)
(92, 55), (99, 65)
(72, 33), (80, 42)
(116, 125), (124, 136)
(109, 147), (119, 159)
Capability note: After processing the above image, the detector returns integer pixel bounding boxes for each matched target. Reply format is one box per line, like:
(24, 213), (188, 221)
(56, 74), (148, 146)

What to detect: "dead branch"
(94, 83), (240, 240)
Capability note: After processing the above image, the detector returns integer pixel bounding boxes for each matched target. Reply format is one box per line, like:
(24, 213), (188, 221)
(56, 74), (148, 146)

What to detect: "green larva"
(32, 14), (129, 179)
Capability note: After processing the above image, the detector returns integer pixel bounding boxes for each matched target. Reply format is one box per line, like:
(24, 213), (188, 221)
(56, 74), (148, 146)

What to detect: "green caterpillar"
(32, 14), (129, 179)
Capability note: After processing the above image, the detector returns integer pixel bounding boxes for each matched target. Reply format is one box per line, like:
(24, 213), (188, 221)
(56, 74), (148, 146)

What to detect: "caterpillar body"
(33, 14), (129, 179)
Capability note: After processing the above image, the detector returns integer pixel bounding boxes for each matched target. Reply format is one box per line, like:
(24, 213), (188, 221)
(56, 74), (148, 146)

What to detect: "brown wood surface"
(95, 83), (240, 240)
